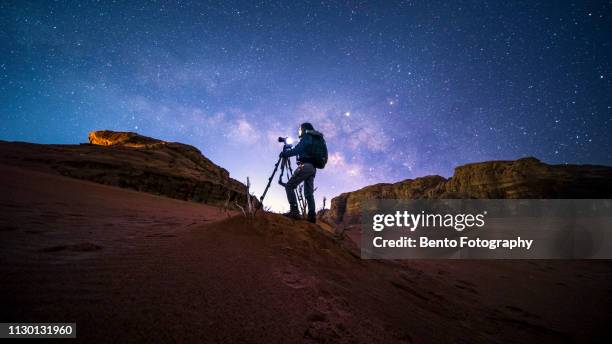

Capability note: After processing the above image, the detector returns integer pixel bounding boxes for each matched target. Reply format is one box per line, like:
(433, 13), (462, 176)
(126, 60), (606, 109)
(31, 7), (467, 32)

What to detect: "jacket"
(283, 130), (324, 165)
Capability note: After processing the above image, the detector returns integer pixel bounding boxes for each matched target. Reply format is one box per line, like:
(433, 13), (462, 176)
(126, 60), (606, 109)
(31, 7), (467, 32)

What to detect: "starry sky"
(1, 1), (611, 211)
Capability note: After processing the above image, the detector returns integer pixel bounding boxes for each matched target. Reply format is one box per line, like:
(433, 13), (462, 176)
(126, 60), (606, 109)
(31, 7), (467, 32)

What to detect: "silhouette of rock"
(324, 157), (612, 225)
(0, 130), (250, 207)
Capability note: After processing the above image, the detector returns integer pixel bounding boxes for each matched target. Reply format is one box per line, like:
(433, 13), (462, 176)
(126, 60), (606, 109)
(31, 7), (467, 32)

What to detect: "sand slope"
(1, 164), (611, 343)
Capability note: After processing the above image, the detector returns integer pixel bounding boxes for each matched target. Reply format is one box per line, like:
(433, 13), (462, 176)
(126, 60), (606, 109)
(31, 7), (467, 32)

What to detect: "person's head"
(298, 122), (314, 138)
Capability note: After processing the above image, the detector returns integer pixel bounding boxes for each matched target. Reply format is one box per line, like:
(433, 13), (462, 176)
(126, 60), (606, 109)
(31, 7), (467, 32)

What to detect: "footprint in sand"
(304, 294), (353, 343)
(454, 279), (480, 295)
(504, 305), (540, 319)
(38, 242), (102, 253)
(275, 265), (314, 289)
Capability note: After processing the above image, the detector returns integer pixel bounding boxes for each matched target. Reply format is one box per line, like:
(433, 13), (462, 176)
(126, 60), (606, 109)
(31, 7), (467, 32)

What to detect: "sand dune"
(1, 164), (611, 343)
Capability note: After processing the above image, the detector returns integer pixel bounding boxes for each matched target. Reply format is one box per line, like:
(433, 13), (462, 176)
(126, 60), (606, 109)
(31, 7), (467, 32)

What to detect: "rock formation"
(0, 130), (252, 207)
(324, 157), (612, 225)
(87, 130), (167, 148)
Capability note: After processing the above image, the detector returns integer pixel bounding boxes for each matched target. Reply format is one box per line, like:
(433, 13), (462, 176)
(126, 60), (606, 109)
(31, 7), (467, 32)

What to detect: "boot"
(283, 206), (300, 220)
(307, 213), (317, 224)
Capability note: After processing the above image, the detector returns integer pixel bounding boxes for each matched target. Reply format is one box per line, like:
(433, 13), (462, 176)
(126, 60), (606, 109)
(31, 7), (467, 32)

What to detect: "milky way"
(1, 1), (610, 210)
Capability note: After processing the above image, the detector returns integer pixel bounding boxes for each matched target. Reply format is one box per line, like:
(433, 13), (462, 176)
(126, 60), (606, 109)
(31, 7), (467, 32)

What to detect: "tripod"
(259, 148), (303, 212)
(259, 153), (293, 206)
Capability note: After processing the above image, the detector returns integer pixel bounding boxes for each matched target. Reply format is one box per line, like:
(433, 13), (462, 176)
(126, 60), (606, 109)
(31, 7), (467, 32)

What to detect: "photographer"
(280, 122), (327, 223)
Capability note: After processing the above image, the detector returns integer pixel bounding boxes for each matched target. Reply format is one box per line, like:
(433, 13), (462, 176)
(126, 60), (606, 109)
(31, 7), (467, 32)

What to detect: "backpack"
(308, 132), (328, 169)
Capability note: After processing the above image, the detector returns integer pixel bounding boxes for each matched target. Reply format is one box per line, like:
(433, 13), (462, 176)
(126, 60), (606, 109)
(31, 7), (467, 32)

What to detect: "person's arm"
(282, 136), (310, 157)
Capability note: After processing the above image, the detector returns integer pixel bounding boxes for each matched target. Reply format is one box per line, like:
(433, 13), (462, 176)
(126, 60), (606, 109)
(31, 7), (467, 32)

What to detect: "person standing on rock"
(279, 122), (328, 223)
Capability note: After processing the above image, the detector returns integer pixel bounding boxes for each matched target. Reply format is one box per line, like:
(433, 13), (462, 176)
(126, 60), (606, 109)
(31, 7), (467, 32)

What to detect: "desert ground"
(1, 164), (611, 343)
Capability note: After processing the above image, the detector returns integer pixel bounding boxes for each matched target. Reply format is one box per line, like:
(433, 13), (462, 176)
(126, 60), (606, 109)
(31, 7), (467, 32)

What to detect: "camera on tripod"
(278, 136), (293, 151)
(278, 136), (294, 144)
(259, 136), (295, 204)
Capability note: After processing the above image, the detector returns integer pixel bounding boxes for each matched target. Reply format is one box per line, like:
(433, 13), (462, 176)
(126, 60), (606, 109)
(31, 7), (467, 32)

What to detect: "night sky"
(1, 1), (611, 211)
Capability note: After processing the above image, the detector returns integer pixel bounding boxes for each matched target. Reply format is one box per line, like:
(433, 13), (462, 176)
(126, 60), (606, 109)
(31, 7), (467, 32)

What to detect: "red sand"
(1, 164), (611, 343)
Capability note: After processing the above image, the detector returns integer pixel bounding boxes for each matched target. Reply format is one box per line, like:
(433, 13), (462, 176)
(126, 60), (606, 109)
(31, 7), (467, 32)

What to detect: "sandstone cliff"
(323, 157), (612, 225)
(87, 130), (166, 148)
(0, 130), (250, 207)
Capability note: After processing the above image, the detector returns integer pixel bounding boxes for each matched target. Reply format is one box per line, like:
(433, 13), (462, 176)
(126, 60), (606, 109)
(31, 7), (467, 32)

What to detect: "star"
(0, 0), (608, 211)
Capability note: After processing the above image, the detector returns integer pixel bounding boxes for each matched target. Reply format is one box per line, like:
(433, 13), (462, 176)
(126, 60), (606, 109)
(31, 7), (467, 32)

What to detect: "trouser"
(285, 162), (316, 216)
